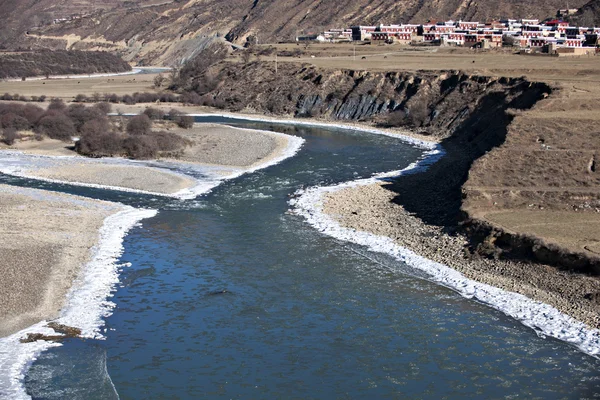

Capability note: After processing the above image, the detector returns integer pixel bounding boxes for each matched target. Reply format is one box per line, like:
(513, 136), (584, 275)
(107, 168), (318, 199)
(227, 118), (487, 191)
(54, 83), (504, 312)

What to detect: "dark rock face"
(194, 62), (546, 141)
(196, 61), (596, 272)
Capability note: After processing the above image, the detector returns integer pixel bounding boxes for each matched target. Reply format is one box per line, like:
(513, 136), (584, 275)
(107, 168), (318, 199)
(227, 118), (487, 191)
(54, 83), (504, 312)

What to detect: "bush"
(181, 91), (202, 105)
(48, 98), (66, 111)
(0, 113), (30, 130)
(384, 109), (408, 127)
(122, 135), (159, 159)
(35, 114), (76, 141)
(21, 104), (45, 125)
(74, 94), (88, 103)
(143, 107), (165, 120)
(67, 104), (105, 132)
(104, 93), (120, 103)
(77, 130), (123, 157)
(122, 94), (135, 105)
(126, 114), (152, 135)
(166, 109), (194, 128)
(159, 92), (179, 103)
(93, 102), (112, 114)
(176, 115), (194, 129)
(1, 128), (18, 145)
(133, 92), (160, 103)
(80, 118), (110, 136)
(167, 108), (182, 119)
(151, 130), (191, 153)
(153, 74), (166, 88)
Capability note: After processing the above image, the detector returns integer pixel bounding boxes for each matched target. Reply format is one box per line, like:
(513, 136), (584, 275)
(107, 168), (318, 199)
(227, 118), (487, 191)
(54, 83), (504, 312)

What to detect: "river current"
(3, 117), (600, 399)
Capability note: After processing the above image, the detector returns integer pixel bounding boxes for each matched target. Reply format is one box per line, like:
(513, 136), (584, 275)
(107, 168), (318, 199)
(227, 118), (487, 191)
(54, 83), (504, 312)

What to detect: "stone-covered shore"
(323, 182), (600, 330)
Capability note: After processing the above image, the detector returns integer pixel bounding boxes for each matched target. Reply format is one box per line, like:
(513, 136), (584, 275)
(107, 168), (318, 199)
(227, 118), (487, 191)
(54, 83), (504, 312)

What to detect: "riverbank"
(323, 182), (600, 330)
(0, 185), (156, 398)
(109, 103), (440, 145)
(0, 123), (302, 198)
(293, 177), (600, 356)
(0, 185), (124, 337)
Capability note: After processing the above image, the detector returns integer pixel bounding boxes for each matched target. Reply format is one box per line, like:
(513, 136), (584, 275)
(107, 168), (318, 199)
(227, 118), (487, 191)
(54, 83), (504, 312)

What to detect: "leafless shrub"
(122, 95), (135, 105)
(0, 113), (30, 130)
(176, 115), (194, 129)
(67, 104), (105, 132)
(382, 109), (408, 127)
(154, 74), (166, 88)
(150, 130), (191, 153)
(122, 135), (159, 159)
(74, 94), (88, 103)
(143, 107), (165, 120)
(126, 114), (152, 135)
(77, 130), (123, 157)
(159, 92), (179, 103)
(35, 114), (76, 141)
(48, 98), (66, 111)
(166, 109), (194, 128)
(180, 91), (203, 105)
(93, 102), (112, 114)
(1, 128), (18, 145)
(104, 93), (120, 103)
(21, 104), (44, 126)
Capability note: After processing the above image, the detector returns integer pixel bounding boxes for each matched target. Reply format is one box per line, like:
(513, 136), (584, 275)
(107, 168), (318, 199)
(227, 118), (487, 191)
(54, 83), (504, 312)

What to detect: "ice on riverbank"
(0, 205), (156, 399)
(290, 145), (600, 358)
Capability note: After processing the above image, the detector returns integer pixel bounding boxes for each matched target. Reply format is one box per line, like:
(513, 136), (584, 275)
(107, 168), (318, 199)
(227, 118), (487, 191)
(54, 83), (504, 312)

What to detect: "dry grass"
(481, 210), (600, 257)
(251, 44), (600, 83)
(0, 73), (160, 99)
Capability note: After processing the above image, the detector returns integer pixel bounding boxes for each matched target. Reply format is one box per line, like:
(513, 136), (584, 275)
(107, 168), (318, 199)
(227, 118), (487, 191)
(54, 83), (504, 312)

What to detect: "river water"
(3, 118), (600, 399)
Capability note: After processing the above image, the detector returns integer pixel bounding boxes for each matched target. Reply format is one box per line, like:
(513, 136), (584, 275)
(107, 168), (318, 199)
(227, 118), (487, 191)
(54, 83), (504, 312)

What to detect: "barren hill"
(569, 0), (600, 26)
(0, 0), (591, 65)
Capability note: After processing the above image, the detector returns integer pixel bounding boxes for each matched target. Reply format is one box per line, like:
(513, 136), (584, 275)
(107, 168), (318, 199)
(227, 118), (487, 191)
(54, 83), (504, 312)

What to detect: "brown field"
(480, 210), (600, 256)
(255, 44), (600, 83)
(0, 72), (160, 99)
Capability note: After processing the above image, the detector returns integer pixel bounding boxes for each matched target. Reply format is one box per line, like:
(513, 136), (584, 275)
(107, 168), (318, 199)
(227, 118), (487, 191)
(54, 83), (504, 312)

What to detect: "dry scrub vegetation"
(0, 101), (193, 159)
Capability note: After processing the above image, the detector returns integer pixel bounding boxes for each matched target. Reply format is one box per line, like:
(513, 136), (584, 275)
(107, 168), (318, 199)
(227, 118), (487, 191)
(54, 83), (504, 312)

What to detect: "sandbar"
(29, 163), (197, 195)
(0, 185), (123, 337)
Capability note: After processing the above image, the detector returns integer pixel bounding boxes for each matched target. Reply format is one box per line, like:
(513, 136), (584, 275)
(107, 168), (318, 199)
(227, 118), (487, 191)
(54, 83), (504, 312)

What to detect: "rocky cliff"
(189, 61), (600, 271)
(189, 61), (548, 139)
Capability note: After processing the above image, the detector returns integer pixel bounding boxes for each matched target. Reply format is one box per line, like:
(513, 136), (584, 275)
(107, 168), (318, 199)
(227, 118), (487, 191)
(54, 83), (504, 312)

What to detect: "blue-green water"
(6, 118), (600, 399)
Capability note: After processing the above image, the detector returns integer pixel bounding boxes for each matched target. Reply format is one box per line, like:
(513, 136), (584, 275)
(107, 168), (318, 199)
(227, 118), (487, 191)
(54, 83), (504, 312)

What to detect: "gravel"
(324, 182), (600, 329)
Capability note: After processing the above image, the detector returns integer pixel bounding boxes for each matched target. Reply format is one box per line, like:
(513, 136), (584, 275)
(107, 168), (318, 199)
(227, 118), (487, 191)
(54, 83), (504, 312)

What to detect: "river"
(2, 117), (600, 399)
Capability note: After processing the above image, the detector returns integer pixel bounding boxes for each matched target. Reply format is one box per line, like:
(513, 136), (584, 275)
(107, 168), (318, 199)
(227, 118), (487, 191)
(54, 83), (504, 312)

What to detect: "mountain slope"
(0, 0), (590, 64)
(569, 0), (600, 27)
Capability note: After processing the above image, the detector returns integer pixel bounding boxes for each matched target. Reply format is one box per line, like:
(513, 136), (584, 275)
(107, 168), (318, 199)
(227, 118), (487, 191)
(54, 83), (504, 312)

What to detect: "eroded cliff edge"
(185, 60), (600, 290)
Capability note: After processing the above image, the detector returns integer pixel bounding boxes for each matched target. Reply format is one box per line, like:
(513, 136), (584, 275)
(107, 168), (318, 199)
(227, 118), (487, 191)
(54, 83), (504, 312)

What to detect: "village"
(300, 9), (600, 56)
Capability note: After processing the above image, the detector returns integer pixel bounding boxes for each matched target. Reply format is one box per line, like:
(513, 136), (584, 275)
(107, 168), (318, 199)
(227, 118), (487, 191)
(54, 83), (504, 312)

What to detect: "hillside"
(0, 50), (131, 79)
(569, 0), (600, 27)
(0, 0), (590, 65)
